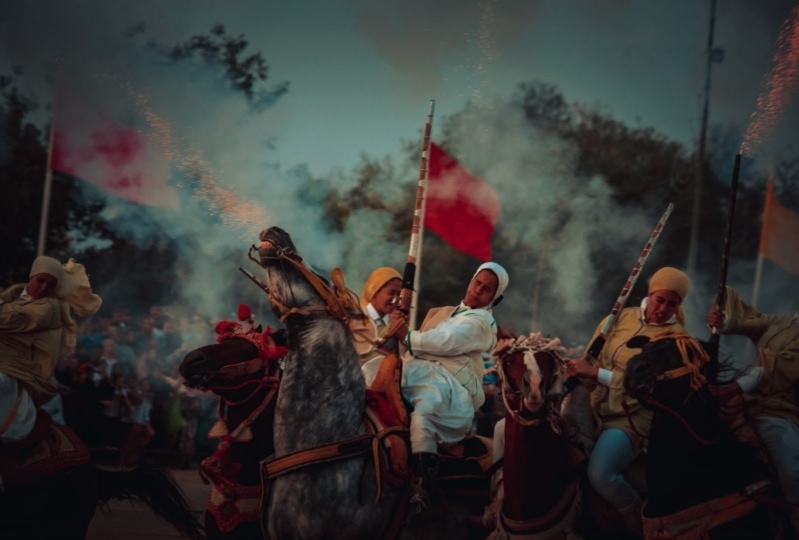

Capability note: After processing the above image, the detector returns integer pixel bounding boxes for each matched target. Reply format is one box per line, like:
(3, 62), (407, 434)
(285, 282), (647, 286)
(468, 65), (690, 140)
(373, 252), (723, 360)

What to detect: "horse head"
(179, 319), (285, 399)
(256, 226), (364, 328)
(494, 330), (568, 431)
(623, 330), (710, 410)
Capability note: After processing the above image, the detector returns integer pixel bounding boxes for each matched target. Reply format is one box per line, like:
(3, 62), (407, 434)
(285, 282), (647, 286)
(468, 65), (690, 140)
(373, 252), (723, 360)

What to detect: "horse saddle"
(0, 416), (90, 490)
(367, 352), (493, 498)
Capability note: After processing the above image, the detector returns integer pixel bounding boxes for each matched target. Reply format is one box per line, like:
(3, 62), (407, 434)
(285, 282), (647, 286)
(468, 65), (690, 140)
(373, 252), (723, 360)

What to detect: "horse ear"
(627, 335), (651, 349)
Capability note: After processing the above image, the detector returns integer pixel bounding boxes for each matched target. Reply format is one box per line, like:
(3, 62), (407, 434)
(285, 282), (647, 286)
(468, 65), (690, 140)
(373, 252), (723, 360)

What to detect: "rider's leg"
(751, 416), (799, 535)
(492, 418), (506, 464)
(587, 427), (642, 536)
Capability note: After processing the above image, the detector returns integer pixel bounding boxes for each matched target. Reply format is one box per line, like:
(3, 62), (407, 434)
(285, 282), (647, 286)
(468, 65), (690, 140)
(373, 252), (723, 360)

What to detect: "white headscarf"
(472, 262), (509, 306)
(30, 256), (64, 285)
(29, 256), (103, 356)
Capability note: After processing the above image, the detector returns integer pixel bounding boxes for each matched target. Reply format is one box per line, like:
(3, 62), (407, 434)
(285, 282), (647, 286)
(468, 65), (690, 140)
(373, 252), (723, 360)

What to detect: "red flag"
(424, 142), (499, 261)
(50, 89), (179, 208)
(759, 178), (799, 274)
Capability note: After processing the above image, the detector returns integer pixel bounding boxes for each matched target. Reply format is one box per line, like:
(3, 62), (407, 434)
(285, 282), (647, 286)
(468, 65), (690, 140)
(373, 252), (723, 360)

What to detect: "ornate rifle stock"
(565, 202), (675, 391)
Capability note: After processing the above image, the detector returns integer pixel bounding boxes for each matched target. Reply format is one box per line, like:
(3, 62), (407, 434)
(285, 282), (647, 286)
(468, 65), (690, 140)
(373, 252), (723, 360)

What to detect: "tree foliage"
(307, 81), (799, 341)
(0, 25), (288, 319)
(165, 24), (289, 112)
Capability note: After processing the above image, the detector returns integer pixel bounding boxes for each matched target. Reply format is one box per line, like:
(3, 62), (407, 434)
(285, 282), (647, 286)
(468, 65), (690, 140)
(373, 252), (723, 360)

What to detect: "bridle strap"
(224, 383), (279, 442)
(655, 364), (695, 383)
(621, 395), (717, 446)
(266, 249), (361, 323)
(497, 360), (548, 427)
(496, 345), (566, 431)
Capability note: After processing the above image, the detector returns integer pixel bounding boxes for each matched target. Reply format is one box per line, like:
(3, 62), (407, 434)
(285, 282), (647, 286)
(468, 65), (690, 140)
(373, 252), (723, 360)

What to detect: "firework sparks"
(740, 4), (799, 157)
(127, 87), (272, 237)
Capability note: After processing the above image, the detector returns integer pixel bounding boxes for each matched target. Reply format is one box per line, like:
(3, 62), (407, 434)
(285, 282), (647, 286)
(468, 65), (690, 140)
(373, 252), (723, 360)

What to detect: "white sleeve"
(736, 366), (764, 394)
(408, 312), (494, 356)
(597, 368), (613, 387)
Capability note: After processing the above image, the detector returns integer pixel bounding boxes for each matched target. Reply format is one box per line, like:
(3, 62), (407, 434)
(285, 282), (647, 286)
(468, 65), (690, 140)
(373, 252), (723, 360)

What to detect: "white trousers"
(401, 359), (475, 454)
(0, 373), (37, 444)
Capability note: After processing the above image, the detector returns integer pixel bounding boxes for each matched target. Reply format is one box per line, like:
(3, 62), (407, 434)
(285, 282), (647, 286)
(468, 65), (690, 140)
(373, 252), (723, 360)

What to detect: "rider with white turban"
(388, 261), (509, 520)
(0, 256), (102, 446)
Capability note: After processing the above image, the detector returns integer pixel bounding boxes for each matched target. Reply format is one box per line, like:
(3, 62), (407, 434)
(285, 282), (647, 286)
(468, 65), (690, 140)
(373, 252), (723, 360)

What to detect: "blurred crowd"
(52, 304), (220, 468)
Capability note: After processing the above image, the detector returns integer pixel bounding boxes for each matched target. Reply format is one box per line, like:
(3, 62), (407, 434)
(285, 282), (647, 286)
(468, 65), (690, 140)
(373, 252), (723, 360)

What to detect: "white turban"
(472, 262), (509, 305)
(29, 256), (102, 315)
(30, 256), (64, 284)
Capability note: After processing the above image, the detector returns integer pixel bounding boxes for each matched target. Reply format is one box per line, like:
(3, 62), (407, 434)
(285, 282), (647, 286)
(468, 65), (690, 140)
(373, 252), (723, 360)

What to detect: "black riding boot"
(408, 452), (440, 523)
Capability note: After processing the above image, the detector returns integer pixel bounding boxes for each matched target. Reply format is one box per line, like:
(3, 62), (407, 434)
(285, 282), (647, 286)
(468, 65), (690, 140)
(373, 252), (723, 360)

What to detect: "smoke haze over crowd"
(1, 0), (798, 356)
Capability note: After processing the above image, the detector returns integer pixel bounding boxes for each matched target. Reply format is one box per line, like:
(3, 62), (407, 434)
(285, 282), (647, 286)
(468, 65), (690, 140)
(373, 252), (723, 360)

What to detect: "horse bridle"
(623, 332), (717, 445)
(248, 244), (363, 325)
(198, 324), (284, 458)
(495, 338), (567, 430)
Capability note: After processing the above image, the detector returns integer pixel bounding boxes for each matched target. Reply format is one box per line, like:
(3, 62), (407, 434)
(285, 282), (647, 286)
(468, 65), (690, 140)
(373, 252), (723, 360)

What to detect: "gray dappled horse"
(257, 225), (480, 540)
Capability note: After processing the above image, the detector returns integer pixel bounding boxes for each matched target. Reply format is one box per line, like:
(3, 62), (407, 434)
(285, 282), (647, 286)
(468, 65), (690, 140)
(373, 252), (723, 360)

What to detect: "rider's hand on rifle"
(707, 309), (726, 333)
(566, 355), (599, 380)
(709, 381), (743, 404)
(389, 310), (409, 341)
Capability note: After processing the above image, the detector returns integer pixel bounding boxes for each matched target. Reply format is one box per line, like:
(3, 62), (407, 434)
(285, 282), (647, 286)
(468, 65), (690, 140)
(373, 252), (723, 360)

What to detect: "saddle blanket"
(0, 422), (90, 489)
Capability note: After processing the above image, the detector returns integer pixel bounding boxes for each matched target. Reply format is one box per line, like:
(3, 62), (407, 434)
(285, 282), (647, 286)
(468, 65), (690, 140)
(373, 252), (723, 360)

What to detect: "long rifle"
(375, 100), (435, 346)
(709, 152), (742, 360)
(565, 202), (675, 391)
(239, 266), (270, 295)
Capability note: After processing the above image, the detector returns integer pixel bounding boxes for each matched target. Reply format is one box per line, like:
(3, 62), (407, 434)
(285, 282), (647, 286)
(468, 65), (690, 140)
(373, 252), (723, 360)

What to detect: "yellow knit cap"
(360, 267), (402, 307)
(648, 266), (690, 300)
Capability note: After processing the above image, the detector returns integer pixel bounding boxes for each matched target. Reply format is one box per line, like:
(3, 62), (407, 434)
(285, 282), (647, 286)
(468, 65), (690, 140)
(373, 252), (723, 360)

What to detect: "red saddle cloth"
(0, 421), (91, 488)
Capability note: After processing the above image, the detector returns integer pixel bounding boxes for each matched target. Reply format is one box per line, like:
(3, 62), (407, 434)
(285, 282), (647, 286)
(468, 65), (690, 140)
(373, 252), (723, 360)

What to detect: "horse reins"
(495, 337), (567, 430)
(257, 244), (362, 324)
(202, 327), (284, 446)
(623, 332), (717, 446)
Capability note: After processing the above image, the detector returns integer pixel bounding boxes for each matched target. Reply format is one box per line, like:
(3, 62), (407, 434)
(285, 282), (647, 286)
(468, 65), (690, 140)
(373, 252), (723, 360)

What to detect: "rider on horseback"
(708, 285), (799, 536)
(359, 266), (403, 373)
(387, 261), (509, 520)
(0, 256), (102, 448)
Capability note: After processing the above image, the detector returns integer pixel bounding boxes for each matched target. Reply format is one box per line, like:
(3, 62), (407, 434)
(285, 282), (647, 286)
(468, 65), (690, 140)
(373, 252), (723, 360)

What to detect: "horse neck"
(274, 317), (366, 454)
(501, 411), (575, 522)
(217, 386), (277, 485)
(645, 390), (731, 515)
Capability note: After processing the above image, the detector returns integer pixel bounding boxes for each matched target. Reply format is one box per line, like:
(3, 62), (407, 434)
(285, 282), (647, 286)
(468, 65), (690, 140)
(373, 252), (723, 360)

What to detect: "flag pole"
(37, 105), (57, 256)
(375, 100), (435, 346)
(405, 99), (434, 331)
(410, 204), (426, 330)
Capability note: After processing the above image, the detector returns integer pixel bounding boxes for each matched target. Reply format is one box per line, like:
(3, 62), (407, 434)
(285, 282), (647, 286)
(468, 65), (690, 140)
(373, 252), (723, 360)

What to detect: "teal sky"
(2, 0), (797, 176)
(1, 0), (797, 338)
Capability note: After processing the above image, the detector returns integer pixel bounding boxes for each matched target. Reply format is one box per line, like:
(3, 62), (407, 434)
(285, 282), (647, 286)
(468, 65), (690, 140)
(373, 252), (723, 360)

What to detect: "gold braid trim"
(648, 331), (709, 391)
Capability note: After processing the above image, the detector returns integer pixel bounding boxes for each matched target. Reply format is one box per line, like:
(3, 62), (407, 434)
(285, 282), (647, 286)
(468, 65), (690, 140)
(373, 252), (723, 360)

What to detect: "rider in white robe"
(391, 262), (509, 517)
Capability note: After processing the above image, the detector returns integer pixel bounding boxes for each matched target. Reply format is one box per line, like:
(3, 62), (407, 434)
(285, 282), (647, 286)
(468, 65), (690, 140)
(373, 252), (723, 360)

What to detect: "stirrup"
(408, 478), (430, 514)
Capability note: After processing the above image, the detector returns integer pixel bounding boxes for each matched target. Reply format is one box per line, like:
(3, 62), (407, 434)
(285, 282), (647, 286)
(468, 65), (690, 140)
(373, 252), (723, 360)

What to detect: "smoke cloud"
(1, 0), (796, 359)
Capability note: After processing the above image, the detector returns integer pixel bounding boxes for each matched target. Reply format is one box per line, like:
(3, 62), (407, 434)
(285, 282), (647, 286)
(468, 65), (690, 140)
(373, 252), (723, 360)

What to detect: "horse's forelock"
(260, 226), (296, 251)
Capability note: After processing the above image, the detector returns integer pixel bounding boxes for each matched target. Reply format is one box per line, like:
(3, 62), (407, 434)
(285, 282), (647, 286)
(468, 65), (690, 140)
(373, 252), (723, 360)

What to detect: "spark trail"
(740, 4), (799, 157)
